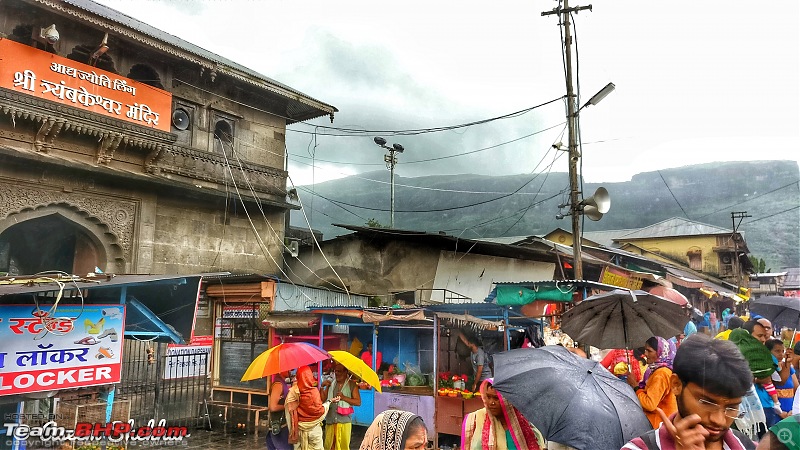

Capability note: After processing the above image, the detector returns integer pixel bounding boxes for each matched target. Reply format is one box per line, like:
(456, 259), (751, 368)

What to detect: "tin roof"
(785, 268), (800, 289)
(330, 225), (562, 264)
(52, 0), (337, 121)
(614, 217), (733, 240)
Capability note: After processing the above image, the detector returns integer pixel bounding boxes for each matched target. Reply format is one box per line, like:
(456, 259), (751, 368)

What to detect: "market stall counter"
(316, 307), (437, 437)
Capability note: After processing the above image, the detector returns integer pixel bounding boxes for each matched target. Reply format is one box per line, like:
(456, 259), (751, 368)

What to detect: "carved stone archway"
(0, 204), (127, 274)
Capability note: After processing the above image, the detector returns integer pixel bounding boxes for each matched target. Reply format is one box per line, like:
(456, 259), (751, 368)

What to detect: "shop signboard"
(0, 38), (171, 131)
(599, 266), (644, 290)
(0, 304), (126, 396)
(163, 343), (211, 379)
(222, 305), (258, 319)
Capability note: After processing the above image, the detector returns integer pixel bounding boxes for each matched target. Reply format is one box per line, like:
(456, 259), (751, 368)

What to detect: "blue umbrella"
(493, 345), (651, 450)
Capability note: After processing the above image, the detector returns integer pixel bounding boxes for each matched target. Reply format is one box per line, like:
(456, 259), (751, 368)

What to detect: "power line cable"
(290, 98), (565, 136)
(288, 122), (566, 166)
(696, 180), (800, 220)
(176, 78), (562, 137)
(741, 205), (800, 225)
(658, 170), (690, 218)
(297, 134), (568, 214)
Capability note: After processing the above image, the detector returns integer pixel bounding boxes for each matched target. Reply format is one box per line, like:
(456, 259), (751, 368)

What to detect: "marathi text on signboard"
(0, 38), (171, 131)
(600, 266), (644, 290)
(222, 305), (259, 319)
(163, 344), (211, 379)
(0, 304), (126, 396)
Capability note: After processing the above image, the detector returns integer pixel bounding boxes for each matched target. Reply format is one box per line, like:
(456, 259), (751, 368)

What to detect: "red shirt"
(361, 350), (382, 369)
(600, 349), (642, 382)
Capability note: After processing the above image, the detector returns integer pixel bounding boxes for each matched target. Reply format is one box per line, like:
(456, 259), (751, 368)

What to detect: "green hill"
(291, 160), (800, 270)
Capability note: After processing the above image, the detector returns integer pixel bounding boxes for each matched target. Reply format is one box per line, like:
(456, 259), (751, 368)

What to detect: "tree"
(365, 218), (387, 228)
(748, 255), (768, 273)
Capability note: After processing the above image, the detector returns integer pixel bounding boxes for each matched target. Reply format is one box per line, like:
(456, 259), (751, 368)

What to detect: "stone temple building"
(0, 0), (337, 277)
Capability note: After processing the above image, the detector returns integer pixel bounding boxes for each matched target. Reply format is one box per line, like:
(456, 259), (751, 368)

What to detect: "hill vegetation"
(291, 160), (800, 271)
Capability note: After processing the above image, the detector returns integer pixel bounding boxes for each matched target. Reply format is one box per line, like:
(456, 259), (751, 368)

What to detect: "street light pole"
(564, 5), (583, 281)
(374, 137), (404, 228)
(543, 0), (592, 280)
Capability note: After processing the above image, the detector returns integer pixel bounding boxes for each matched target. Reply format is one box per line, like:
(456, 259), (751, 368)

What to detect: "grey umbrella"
(561, 289), (690, 349)
(493, 345), (652, 450)
(750, 295), (800, 330)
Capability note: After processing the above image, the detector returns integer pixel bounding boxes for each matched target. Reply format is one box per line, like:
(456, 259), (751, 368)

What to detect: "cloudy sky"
(97, 0), (800, 186)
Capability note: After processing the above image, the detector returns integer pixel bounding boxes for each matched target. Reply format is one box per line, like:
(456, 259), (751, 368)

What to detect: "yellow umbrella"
(329, 350), (382, 393)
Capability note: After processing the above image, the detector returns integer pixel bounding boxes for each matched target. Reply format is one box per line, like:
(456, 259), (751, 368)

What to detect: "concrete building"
(0, 0), (336, 277)
(287, 225), (561, 305)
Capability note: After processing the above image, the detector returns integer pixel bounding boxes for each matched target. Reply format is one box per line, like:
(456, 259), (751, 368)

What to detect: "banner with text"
(0, 304), (126, 396)
(600, 266), (644, 290)
(0, 38), (171, 131)
(163, 344), (211, 379)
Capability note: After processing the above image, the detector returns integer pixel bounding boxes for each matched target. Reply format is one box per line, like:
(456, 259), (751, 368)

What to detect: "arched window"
(67, 45), (118, 73)
(213, 119), (234, 155)
(127, 64), (164, 89)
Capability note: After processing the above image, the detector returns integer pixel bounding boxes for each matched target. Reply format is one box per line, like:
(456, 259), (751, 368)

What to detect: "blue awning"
(0, 274), (204, 343)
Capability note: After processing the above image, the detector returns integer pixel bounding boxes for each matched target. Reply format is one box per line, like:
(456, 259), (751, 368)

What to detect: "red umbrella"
(648, 285), (689, 306)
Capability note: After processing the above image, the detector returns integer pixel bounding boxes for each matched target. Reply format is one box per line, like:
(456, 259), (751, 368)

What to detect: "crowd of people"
(263, 314), (800, 450)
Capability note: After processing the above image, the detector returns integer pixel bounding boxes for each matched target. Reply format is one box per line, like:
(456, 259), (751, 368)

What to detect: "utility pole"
(542, 1), (592, 280)
(730, 211), (751, 288)
(373, 137), (404, 228)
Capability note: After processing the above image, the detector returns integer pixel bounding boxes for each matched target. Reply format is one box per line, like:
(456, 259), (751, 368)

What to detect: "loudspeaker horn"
(583, 205), (604, 221)
(582, 187), (610, 213)
(581, 187), (611, 221)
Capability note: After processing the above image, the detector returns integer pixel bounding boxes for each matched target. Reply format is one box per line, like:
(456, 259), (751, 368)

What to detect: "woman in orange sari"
(286, 366), (338, 450)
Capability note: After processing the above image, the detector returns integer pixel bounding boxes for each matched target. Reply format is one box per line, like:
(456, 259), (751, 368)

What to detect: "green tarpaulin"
(495, 284), (574, 306)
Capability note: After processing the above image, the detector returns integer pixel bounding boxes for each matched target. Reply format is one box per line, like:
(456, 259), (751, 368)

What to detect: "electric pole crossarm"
(541, 5), (592, 17)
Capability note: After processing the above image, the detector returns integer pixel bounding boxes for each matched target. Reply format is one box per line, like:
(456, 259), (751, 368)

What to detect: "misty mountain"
(291, 160), (800, 271)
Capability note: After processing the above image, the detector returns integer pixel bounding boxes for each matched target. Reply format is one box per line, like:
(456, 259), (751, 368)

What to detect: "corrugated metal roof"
(785, 268), (800, 289)
(581, 229), (640, 247)
(614, 217), (732, 240)
(476, 236), (530, 245)
(330, 225), (562, 263)
(53, 0), (337, 120)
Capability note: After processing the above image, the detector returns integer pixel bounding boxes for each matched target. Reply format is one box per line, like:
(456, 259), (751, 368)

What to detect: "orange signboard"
(0, 38), (171, 131)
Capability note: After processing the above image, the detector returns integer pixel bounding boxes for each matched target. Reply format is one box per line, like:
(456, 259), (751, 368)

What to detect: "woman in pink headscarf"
(462, 378), (545, 450)
(626, 336), (678, 429)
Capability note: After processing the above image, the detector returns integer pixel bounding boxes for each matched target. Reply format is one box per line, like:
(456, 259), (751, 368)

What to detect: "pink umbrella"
(648, 285), (689, 306)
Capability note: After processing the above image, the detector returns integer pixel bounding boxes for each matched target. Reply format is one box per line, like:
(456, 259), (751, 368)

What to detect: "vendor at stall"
(459, 332), (493, 392)
(361, 343), (382, 370)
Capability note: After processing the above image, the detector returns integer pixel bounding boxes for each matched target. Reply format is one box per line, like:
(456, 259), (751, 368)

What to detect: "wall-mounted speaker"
(172, 108), (191, 130)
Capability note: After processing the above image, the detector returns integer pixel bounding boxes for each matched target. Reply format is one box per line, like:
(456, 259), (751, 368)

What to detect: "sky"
(95, 0), (800, 186)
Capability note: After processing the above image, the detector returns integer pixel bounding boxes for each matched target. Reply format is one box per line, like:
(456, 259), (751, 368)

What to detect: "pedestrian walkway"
(177, 425), (369, 450)
(17, 424), (370, 450)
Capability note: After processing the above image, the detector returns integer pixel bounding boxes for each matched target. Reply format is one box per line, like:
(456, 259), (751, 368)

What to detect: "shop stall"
(315, 305), (543, 445)
(426, 303), (544, 439)
(315, 307), (436, 435)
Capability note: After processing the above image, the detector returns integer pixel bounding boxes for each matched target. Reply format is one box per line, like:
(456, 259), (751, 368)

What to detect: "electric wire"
(499, 138), (566, 235)
(288, 155), (563, 196)
(220, 134), (355, 296)
(741, 205), (800, 225)
(297, 141), (569, 214)
(695, 180), (800, 220)
(288, 121), (566, 166)
(658, 170), (690, 219)
(175, 78), (562, 137)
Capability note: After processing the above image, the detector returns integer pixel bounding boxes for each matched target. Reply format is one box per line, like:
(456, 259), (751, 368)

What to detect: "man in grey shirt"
(459, 332), (493, 392)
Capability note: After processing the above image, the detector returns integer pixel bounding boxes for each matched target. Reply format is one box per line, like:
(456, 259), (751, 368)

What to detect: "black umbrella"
(493, 345), (651, 450)
(561, 289), (690, 349)
(750, 295), (800, 330)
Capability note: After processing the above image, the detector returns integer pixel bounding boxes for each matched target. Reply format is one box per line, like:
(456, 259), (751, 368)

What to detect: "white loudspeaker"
(582, 187), (611, 221)
(288, 240), (299, 257)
